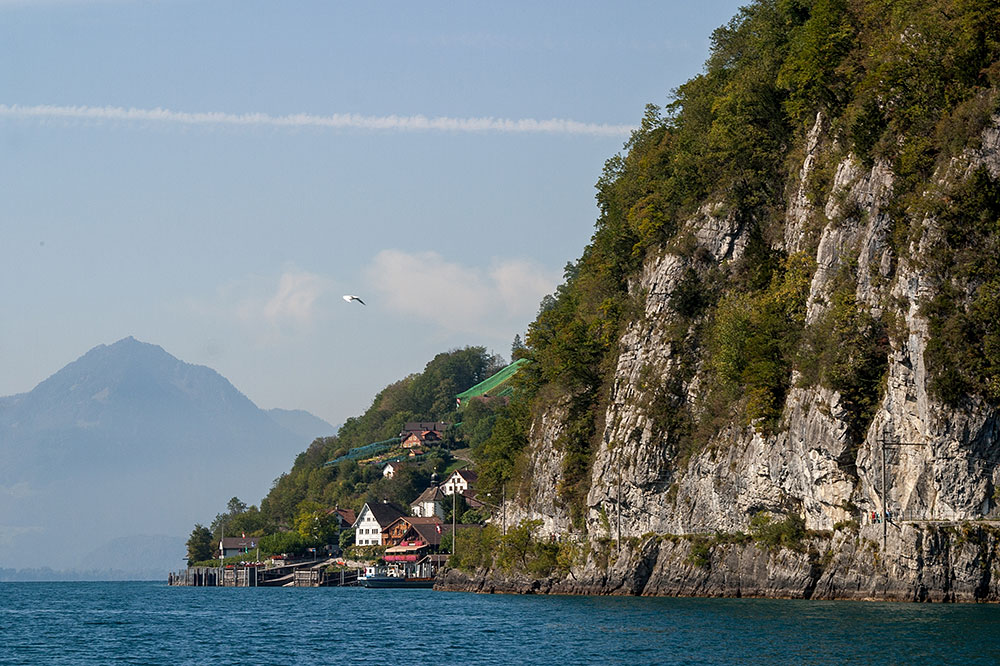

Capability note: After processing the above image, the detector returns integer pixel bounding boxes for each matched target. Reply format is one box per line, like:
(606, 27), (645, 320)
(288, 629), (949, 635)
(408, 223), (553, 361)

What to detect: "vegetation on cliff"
(493, 0), (1000, 525)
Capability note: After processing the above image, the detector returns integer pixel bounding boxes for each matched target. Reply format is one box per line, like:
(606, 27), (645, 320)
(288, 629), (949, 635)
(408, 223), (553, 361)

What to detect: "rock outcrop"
(446, 113), (1000, 602)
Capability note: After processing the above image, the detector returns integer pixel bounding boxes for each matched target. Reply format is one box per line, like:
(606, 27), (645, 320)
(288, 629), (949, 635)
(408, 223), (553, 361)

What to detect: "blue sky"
(1, 0), (746, 427)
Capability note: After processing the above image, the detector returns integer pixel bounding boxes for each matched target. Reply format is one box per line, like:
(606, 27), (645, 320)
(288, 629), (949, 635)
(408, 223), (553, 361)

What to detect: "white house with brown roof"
(352, 501), (407, 547)
(410, 485), (446, 519)
(441, 469), (478, 496)
(382, 461), (407, 478)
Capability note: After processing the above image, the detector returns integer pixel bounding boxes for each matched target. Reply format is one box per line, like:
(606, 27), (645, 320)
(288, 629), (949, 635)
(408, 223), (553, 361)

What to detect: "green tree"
(293, 500), (338, 544)
(338, 528), (355, 551)
(185, 524), (213, 566)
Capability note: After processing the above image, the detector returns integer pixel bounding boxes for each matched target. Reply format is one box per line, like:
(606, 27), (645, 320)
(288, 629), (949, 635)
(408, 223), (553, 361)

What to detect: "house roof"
(403, 431), (440, 444)
(334, 508), (357, 526)
(355, 501), (407, 529)
(411, 486), (446, 505)
(384, 516), (446, 547)
(449, 469), (478, 484)
(220, 536), (258, 549)
(460, 489), (484, 508)
(401, 421), (451, 435)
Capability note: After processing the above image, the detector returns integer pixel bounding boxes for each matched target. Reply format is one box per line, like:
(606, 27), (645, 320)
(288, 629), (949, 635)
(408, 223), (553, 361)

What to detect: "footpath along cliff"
(440, 0), (1000, 601)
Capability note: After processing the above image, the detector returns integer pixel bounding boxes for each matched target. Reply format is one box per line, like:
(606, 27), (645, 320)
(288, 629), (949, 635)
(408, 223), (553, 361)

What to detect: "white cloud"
(366, 250), (558, 337)
(185, 269), (333, 346)
(0, 103), (634, 137)
(262, 271), (327, 324)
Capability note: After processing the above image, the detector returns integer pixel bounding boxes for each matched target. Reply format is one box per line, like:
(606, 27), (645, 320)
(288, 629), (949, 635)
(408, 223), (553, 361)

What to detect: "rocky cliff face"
(481, 113), (1000, 601)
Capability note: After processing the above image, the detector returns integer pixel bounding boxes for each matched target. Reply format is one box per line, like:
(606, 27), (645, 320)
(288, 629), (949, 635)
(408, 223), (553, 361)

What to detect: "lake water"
(1, 582), (998, 664)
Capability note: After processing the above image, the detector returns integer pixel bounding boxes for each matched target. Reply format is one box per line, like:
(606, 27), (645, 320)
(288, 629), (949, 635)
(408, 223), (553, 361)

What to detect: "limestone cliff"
(445, 1), (1000, 600)
(455, 108), (1000, 601)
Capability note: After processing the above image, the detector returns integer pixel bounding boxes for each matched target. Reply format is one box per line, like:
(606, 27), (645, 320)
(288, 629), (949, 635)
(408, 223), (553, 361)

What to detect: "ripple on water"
(1, 583), (999, 665)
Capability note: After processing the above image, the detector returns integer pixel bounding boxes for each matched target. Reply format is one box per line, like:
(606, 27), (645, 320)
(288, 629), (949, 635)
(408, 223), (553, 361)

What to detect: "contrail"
(0, 103), (634, 137)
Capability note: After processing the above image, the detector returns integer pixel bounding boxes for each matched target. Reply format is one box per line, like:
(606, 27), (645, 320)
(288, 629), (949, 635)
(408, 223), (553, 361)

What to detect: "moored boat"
(358, 563), (435, 588)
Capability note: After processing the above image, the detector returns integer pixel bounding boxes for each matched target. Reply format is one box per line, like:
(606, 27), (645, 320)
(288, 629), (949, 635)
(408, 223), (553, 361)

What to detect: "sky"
(0, 0), (747, 428)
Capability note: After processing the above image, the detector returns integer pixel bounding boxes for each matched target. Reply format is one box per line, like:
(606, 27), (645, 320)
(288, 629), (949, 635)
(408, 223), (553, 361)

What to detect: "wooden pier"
(169, 560), (359, 588)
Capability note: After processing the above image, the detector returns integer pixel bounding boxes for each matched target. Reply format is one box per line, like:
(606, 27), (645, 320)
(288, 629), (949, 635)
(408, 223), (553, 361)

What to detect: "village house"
(382, 461), (407, 478)
(410, 485), (446, 519)
(220, 535), (258, 559)
(329, 507), (357, 530)
(399, 421), (451, 438)
(441, 469), (478, 496)
(381, 516), (447, 563)
(400, 430), (440, 449)
(382, 516), (444, 548)
(352, 500), (407, 547)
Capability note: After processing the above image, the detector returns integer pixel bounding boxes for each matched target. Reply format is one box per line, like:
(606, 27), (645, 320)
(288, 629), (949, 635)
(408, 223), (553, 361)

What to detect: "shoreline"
(434, 524), (1000, 603)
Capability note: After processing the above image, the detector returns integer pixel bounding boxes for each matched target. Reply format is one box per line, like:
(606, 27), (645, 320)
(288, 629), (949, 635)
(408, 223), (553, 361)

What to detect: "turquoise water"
(1, 582), (998, 664)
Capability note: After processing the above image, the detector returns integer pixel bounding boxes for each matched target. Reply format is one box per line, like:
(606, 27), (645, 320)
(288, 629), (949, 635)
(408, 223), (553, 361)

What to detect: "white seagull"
(343, 294), (366, 306)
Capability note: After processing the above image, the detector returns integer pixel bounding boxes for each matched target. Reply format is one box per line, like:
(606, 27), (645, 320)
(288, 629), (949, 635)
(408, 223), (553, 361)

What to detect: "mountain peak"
(0, 338), (309, 571)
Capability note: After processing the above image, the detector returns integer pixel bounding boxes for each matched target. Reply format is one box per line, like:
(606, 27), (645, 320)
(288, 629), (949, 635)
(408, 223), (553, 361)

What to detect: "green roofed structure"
(455, 358), (530, 408)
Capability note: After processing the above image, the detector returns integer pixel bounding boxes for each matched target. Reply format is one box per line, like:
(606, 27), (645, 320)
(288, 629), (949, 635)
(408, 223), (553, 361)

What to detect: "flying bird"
(343, 295), (366, 305)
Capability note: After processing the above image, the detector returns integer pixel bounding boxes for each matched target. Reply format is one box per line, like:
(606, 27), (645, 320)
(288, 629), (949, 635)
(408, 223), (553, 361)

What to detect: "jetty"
(169, 559), (359, 588)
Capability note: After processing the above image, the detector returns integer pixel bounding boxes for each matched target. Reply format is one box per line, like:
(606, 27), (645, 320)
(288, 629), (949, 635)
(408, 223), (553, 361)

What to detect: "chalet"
(401, 430), (440, 449)
(410, 485), (446, 519)
(400, 421), (451, 438)
(220, 535), (258, 559)
(352, 501), (407, 547)
(441, 469), (478, 496)
(382, 516), (446, 564)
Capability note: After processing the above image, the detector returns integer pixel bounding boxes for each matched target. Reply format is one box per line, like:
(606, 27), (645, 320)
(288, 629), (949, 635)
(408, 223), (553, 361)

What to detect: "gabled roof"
(220, 536), (258, 549)
(400, 421), (451, 436)
(411, 486), (446, 505)
(448, 469), (478, 484)
(383, 516), (446, 547)
(334, 508), (357, 526)
(354, 501), (407, 529)
(402, 431), (440, 444)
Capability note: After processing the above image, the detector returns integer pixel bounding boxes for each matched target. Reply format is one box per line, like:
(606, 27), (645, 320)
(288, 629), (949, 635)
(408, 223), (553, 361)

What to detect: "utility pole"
(452, 488), (457, 556)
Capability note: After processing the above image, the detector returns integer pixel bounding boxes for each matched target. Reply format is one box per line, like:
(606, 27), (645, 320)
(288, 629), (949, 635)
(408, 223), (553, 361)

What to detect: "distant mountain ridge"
(0, 337), (321, 574)
(266, 408), (336, 441)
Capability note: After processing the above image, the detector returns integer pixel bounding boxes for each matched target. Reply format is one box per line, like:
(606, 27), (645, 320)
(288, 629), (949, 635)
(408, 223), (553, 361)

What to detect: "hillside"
(0, 337), (309, 573)
(439, 0), (1000, 601)
(211, 346), (505, 536)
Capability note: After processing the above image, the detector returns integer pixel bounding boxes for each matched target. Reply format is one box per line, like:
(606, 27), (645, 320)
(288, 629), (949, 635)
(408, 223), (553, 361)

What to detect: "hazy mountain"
(266, 408), (336, 441)
(0, 337), (308, 573)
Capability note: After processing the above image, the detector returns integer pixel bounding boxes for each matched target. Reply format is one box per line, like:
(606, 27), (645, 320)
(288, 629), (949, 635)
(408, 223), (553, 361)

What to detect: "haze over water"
(2, 582), (998, 664)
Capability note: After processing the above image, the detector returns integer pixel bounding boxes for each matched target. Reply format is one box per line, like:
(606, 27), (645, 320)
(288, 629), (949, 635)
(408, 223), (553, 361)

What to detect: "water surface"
(1, 582), (997, 664)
